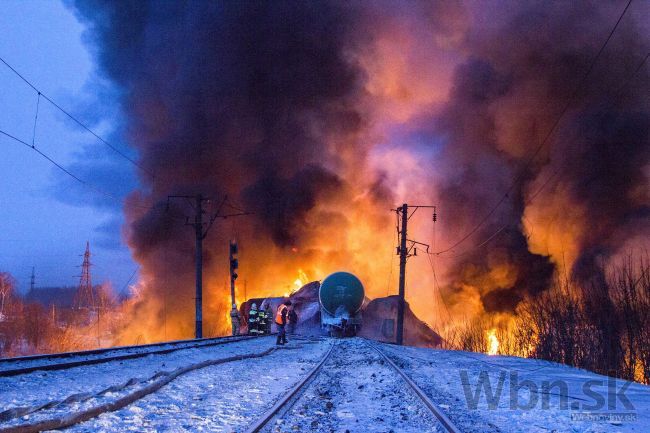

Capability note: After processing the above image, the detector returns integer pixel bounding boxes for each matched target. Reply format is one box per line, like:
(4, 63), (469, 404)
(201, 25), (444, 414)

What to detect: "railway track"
(368, 342), (462, 433)
(244, 342), (337, 433)
(0, 336), (294, 433)
(244, 339), (462, 433)
(2, 337), (463, 432)
(0, 334), (262, 377)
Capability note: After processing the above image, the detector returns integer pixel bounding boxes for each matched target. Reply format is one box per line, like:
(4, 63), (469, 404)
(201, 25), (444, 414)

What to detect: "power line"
(0, 127), (182, 221)
(425, 252), (451, 320)
(1, 128), (108, 196)
(432, 0), (635, 256)
(120, 267), (139, 293)
(0, 55), (153, 179)
(385, 214), (398, 297)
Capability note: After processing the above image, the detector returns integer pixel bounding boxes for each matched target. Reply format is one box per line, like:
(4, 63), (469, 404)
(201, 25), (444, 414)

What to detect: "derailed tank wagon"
(319, 271), (364, 336)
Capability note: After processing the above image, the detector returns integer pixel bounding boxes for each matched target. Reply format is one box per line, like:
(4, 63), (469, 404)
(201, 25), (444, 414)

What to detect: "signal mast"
(229, 240), (241, 335)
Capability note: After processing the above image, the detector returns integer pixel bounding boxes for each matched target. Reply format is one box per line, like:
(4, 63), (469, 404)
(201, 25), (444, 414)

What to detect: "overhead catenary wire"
(431, 0), (636, 256)
(31, 92), (40, 147)
(0, 55), (154, 179)
(385, 214), (398, 297)
(426, 218), (451, 321)
(120, 267), (139, 293)
(0, 127), (185, 221)
(1, 124), (251, 229)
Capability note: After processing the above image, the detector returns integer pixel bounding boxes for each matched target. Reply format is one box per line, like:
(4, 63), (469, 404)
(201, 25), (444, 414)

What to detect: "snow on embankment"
(380, 343), (650, 433)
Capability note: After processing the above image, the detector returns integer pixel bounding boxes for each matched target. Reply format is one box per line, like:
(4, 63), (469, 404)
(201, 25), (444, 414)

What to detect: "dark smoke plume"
(68, 0), (371, 338)
(71, 0), (362, 239)
(69, 0), (648, 334)
(430, 0), (648, 308)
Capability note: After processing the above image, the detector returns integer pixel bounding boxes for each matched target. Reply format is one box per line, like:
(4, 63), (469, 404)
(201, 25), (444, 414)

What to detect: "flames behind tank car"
(319, 271), (364, 336)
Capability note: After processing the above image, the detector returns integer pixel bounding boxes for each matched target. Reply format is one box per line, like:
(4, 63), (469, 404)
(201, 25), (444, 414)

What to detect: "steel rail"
(0, 334), (268, 377)
(1, 345), (286, 433)
(367, 342), (463, 433)
(244, 342), (336, 433)
(0, 335), (249, 364)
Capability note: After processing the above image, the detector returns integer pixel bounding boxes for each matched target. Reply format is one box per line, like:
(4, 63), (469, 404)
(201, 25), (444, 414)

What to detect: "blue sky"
(0, 0), (137, 293)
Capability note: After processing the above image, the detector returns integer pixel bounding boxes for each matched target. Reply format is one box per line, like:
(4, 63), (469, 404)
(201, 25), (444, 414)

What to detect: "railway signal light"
(229, 241), (238, 280)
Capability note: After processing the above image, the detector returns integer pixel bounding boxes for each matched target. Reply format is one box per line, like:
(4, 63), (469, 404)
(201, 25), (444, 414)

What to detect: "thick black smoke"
(431, 0), (649, 309)
(70, 0), (363, 247)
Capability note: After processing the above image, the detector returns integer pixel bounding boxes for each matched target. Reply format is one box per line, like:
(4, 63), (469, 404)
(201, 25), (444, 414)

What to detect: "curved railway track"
(0, 334), (263, 377)
(0, 336), (291, 433)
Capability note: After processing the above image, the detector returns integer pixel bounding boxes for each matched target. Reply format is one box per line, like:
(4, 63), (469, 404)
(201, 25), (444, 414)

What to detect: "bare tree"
(0, 272), (16, 319)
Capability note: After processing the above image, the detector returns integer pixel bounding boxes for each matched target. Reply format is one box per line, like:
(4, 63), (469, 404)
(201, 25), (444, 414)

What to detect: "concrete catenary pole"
(396, 203), (408, 345)
(194, 194), (204, 339)
(167, 193), (251, 340)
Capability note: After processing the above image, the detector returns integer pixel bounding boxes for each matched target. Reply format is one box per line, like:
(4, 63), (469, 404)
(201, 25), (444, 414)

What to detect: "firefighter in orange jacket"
(275, 300), (292, 345)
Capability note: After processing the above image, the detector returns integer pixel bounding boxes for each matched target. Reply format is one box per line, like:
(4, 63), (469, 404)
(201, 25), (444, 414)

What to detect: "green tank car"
(319, 271), (364, 336)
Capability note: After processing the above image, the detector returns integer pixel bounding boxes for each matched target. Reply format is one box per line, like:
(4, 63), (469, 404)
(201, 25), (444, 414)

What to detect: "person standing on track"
(264, 303), (273, 334)
(287, 307), (298, 335)
(248, 303), (259, 335)
(275, 300), (291, 345)
(230, 303), (241, 335)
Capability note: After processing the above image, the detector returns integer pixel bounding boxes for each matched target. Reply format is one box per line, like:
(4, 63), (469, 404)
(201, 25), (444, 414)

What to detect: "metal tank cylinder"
(319, 272), (364, 317)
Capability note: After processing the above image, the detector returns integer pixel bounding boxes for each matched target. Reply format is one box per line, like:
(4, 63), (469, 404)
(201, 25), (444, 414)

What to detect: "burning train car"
(319, 272), (364, 336)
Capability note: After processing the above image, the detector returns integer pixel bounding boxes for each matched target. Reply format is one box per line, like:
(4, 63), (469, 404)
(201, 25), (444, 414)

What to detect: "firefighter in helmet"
(258, 302), (268, 335)
(248, 302), (259, 335)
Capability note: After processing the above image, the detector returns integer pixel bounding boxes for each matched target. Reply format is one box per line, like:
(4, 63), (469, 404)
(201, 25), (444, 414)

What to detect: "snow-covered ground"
(63, 337), (332, 432)
(380, 343), (650, 433)
(0, 336), (277, 419)
(1, 336), (648, 432)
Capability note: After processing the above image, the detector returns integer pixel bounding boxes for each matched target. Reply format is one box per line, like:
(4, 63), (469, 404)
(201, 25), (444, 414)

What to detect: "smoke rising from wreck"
(69, 0), (649, 340)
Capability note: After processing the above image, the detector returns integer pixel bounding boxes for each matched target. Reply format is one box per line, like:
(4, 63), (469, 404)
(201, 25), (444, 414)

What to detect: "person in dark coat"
(264, 303), (273, 334)
(275, 300), (291, 345)
(287, 308), (298, 334)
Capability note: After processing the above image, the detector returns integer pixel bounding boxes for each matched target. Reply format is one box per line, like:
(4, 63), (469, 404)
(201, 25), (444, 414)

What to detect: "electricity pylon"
(74, 241), (94, 310)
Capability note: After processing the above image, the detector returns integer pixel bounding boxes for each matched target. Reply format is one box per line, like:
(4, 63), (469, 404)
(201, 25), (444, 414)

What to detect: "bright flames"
(294, 269), (309, 290)
(487, 329), (499, 356)
(284, 269), (310, 297)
